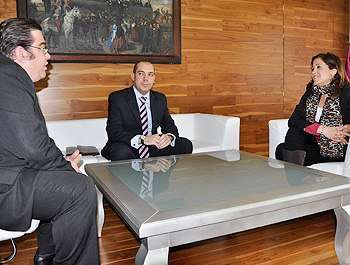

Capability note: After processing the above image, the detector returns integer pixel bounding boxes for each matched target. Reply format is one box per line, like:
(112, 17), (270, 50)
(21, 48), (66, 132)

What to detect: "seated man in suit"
(0, 18), (100, 265)
(102, 61), (193, 160)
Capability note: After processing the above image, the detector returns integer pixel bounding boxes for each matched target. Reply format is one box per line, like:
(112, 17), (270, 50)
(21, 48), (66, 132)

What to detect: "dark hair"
(307, 53), (349, 95)
(0, 18), (42, 58)
(133, 61), (154, 73)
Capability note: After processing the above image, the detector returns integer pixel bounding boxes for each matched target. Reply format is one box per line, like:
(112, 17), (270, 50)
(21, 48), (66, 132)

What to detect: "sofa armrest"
(194, 113), (240, 150)
(269, 119), (289, 159)
(342, 144), (350, 177)
(172, 113), (240, 151)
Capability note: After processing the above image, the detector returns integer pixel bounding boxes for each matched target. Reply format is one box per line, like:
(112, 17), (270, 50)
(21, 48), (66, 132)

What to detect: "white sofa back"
(46, 113), (240, 155)
(268, 119), (289, 159)
(172, 113), (240, 153)
(46, 118), (108, 151)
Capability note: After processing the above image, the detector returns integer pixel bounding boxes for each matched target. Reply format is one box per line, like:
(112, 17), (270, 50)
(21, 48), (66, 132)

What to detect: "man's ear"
(131, 73), (135, 82)
(12, 46), (29, 63)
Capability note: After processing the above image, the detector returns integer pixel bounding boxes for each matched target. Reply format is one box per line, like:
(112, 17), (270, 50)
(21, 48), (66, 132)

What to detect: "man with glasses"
(0, 18), (100, 265)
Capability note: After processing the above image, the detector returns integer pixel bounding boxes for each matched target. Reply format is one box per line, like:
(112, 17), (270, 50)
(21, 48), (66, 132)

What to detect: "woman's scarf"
(306, 83), (344, 158)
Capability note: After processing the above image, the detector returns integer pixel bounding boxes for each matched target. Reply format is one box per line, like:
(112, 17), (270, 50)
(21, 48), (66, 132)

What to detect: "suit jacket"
(102, 86), (179, 156)
(0, 55), (73, 231)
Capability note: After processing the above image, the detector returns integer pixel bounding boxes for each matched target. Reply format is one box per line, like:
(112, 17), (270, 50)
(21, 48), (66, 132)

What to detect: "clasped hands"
(142, 134), (173, 149)
(143, 157), (172, 173)
(322, 124), (350, 144)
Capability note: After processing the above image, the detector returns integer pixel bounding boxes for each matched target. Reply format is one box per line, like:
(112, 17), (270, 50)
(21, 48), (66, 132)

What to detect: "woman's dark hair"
(0, 18), (42, 58)
(307, 53), (349, 95)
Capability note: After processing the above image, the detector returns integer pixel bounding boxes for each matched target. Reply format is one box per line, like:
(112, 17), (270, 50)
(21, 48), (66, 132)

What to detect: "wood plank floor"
(0, 200), (341, 264)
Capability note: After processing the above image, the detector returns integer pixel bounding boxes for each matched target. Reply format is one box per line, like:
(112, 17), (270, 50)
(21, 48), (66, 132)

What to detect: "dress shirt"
(131, 86), (176, 148)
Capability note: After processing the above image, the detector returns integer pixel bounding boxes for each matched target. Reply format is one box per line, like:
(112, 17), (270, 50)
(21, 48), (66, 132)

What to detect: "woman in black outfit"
(276, 53), (350, 166)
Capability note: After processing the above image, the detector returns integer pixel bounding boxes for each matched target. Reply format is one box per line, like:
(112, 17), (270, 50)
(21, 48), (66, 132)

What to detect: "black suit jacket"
(0, 55), (73, 230)
(102, 86), (179, 157)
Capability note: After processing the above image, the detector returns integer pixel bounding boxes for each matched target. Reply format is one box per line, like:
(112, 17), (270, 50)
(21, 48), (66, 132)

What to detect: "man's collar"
(133, 86), (150, 99)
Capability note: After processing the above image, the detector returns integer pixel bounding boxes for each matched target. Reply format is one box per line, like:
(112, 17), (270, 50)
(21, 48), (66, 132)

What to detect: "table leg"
(334, 207), (350, 265)
(95, 187), (104, 237)
(135, 238), (169, 265)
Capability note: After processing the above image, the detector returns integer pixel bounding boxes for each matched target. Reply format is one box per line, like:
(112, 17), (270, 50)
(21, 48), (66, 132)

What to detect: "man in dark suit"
(102, 61), (192, 161)
(0, 18), (100, 265)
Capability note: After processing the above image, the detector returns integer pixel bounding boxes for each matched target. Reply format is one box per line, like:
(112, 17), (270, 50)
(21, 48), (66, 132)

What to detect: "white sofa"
(46, 113), (241, 170)
(269, 119), (350, 177)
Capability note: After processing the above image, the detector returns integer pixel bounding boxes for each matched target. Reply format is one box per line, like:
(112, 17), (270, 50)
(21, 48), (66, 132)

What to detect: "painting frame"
(17, 0), (181, 63)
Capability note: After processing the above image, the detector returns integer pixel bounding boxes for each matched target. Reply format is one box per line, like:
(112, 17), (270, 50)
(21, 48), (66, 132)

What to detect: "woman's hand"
(322, 126), (350, 144)
(338, 124), (350, 134)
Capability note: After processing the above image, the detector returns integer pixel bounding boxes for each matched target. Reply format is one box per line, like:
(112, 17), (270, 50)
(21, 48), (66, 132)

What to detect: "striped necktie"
(140, 170), (152, 198)
(139, 96), (150, 158)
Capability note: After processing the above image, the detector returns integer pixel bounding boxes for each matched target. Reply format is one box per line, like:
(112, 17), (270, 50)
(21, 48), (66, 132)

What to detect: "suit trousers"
(104, 137), (193, 161)
(29, 168), (100, 265)
(275, 126), (344, 166)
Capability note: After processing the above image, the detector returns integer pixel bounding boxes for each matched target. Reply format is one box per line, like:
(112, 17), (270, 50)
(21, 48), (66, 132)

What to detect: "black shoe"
(34, 252), (55, 265)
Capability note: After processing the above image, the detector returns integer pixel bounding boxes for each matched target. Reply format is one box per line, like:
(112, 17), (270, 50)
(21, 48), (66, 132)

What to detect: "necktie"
(139, 96), (150, 158)
(140, 170), (153, 198)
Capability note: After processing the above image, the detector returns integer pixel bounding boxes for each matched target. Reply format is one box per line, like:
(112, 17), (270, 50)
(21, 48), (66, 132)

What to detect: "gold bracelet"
(320, 125), (326, 135)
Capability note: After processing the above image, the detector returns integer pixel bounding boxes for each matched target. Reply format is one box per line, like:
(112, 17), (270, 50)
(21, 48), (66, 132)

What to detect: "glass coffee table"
(85, 150), (350, 265)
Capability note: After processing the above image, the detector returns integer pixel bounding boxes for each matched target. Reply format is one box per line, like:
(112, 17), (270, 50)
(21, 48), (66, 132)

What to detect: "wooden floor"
(0, 200), (341, 265)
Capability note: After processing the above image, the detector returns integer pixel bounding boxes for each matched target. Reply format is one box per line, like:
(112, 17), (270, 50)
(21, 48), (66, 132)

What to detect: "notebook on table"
(66, 145), (100, 156)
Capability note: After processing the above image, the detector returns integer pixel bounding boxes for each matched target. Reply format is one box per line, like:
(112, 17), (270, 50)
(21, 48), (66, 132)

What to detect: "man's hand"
(65, 149), (82, 173)
(157, 134), (173, 149)
(143, 134), (173, 149)
(144, 158), (172, 172)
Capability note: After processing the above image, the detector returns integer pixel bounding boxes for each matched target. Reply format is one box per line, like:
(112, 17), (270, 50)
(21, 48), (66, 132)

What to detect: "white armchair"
(268, 119), (350, 177)
(0, 219), (40, 263)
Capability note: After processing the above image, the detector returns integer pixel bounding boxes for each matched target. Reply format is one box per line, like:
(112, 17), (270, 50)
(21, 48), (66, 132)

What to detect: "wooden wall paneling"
(0, 0), (16, 23)
(333, 1), (349, 57)
(0, 0), (347, 157)
(283, 0), (349, 119)
(181, 0), (284, 155)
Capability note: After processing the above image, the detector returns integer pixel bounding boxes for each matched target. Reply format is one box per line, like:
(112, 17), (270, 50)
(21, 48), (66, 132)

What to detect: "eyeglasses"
(28, 45), (49, 55)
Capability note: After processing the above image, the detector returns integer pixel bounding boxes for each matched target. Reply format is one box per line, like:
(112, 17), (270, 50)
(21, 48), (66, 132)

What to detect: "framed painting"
(17, 0), (181, 63)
